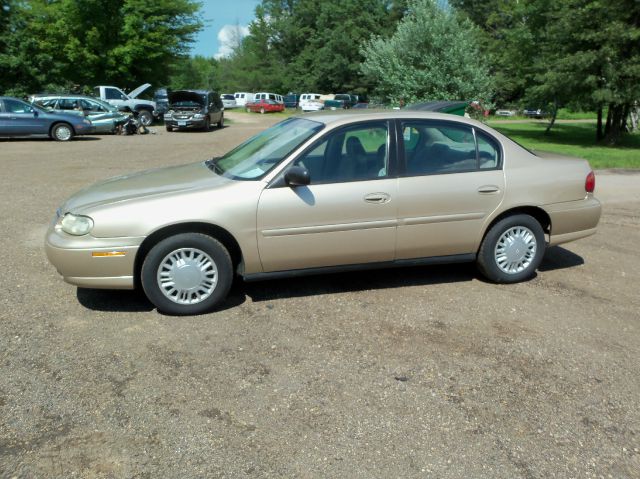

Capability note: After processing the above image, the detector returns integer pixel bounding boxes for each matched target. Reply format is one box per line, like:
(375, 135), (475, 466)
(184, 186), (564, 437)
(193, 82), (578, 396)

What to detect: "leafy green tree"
(360, 0), (493, 105)
(220, 0), (408, 95)
(168, 55), (220, 91)
(0, 0), (203, 96)
(455, 0), (640, 143)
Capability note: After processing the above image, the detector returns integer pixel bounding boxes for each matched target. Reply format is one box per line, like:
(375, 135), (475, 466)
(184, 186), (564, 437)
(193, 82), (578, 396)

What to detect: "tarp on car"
(405, 101), (468, 116)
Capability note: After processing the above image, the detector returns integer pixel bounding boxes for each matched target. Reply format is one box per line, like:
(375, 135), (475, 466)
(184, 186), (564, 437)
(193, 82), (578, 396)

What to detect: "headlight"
(165, 110), (173, 118)
(60, 213), (94, 236)
(193, 113), (205, 119)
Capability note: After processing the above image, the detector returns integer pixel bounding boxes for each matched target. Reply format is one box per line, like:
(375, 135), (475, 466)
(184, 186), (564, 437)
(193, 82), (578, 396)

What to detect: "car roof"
(295, 109), (477, 126)
(171, 90), (214, 95)
(30, 94), (100, 100)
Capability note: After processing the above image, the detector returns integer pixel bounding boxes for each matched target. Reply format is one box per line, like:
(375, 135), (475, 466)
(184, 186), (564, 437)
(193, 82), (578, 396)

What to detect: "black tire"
(203, 117), (210, 132)
(137, 109), (153, 126)
(260, 107), (265, 114)
(51, 123), (74, 141)
(141, 233), (233, 315)
(476, 214), (546, 283)
(166, 126), (173, 132)
(217, 113), (224, 128)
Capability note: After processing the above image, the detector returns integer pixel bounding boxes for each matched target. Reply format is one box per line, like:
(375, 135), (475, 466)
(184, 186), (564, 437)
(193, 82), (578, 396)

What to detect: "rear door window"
(401, 121), (477, 175)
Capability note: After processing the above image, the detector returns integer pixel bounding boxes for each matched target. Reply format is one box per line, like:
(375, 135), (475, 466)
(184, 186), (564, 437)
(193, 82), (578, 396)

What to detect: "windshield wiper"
(205, 157), (224, 175)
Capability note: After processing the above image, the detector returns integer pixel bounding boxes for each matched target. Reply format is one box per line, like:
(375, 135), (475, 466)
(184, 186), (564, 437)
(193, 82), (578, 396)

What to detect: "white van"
(233, 92), (254, 107)
(253, 92), (284, 104)
(299, 93), (324, 112)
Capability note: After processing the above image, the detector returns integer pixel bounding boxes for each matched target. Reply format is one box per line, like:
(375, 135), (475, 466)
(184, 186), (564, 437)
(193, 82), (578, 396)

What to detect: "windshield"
(210, 118), (324, 180)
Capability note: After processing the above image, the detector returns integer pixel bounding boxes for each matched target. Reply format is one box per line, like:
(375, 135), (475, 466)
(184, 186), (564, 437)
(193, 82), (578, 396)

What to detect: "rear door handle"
(364, 192), (391, 204)
(477, 185), (500, 194)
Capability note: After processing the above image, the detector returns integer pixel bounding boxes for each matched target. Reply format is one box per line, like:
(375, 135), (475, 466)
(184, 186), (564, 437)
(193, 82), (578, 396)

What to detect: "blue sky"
(191, 0), (260, 59)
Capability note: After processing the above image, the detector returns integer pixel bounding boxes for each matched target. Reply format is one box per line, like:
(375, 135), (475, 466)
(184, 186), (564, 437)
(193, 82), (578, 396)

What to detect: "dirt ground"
(0, 112), (639, 478)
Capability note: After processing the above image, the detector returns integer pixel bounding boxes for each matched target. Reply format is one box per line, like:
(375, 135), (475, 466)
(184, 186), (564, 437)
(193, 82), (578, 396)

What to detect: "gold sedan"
(45, 111), (601, 315)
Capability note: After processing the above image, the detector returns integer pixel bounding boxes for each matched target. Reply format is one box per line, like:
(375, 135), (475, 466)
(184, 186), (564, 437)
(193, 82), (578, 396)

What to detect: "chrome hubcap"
(494, 226), (537, 274)
(56, 126), (72, 140)
(157, 248), (218, 305)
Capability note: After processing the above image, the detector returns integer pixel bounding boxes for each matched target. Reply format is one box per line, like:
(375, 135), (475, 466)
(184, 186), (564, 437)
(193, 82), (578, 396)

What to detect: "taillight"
(585, 171), (595, 193)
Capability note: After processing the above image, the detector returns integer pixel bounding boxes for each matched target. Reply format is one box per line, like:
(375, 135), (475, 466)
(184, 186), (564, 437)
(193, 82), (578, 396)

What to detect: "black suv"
(164, 90), (224, 132)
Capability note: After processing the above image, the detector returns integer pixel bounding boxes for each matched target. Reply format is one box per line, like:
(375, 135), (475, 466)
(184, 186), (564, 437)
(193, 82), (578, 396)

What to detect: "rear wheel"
(477, 214), (546, 283)
(141, 233), (233, 315)
(137, 109), (153, 126)
(51, 123), (74, 141)
(203, 117), (210, 132)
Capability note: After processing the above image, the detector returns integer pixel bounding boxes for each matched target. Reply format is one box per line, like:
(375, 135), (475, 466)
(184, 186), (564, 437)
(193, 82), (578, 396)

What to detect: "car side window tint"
(58, 99), (78, 110)
(294, 122), (389, 184)
(476, 131), (501, 169)
(402, 122), (476, 176)
(4, 99), (32, 113)
(105, 88), (124, 100)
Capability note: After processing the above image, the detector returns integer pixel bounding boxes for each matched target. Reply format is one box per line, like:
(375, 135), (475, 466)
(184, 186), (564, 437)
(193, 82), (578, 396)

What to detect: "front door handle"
(477, 185), (500, 194)
(364, 192), (391, 204)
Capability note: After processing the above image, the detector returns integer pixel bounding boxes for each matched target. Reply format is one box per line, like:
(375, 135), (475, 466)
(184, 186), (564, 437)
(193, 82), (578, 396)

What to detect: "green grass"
(488, 121), (640, 169)
(555, 108), (599, 120)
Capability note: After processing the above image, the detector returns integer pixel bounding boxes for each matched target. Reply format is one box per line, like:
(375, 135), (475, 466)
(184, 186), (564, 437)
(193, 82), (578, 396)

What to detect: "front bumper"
(45, 222), (144, 289)
(165, 118), (206, 129)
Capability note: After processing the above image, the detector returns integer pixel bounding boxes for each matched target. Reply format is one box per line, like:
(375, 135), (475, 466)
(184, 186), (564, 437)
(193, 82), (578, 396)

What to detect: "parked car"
(0, 96), (93, 141)
(495, 109), (516, 117)
(324, 93), (357, 110)
(299, 93), (324, 112)
(154, 88), (169, 119)
(523, 108), (547, 119)
(253, 92), (284, 105)
(220, 94), (237, 109)
(233, 92), (254, 107)
(30, 94), (128, 133)
(164, 90), (224, 132)
(284, 94), (300, 109)
(245, 98), (285, 114)
(406, 101), (468, 116)
(94, 84), (157, 126)
(45, 111), (601, 315)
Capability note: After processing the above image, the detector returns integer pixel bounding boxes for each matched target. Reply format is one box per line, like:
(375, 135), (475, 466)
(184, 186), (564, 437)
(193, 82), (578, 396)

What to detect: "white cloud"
(214, 24), (250, 59)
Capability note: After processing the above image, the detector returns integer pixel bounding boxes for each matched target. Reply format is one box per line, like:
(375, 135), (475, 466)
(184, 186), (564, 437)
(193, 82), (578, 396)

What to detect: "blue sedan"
(0, 97), (94, 141)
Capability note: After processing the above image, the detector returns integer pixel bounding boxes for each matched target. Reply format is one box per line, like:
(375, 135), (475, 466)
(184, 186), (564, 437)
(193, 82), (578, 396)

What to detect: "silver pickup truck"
(94, 84), (157, 126)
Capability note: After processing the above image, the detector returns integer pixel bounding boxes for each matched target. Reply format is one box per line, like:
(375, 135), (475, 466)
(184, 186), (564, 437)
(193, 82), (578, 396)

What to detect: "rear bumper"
(544, 196), (601, 246)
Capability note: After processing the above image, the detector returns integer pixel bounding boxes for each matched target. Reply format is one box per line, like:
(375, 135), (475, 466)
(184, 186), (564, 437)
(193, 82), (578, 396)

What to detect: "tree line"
(1, 0), (638, 143)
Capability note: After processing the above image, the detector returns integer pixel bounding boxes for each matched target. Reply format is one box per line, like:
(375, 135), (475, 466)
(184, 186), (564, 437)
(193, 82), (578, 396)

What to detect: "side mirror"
(284, 165), (310, 187)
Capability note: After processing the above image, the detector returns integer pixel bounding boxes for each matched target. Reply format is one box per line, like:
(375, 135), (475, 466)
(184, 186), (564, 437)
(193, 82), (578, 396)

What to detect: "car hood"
(62, 161), (224, 214)
(128, 83), (152, 99)
(168, 90), (206, 107)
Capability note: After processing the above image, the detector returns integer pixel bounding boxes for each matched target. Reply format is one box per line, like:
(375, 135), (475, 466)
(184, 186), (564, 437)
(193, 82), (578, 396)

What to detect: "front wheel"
(476, 214), (546, 283)
(217, 113), (224, 128)
(202, 117), (210, 132)
(51, 123), (74, 141)
(137, 109), (153, 126)
(141, 233), (233, 315)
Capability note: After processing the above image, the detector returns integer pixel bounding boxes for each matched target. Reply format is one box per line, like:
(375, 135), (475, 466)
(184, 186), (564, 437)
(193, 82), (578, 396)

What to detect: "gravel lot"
(1, 112), (639, 478)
